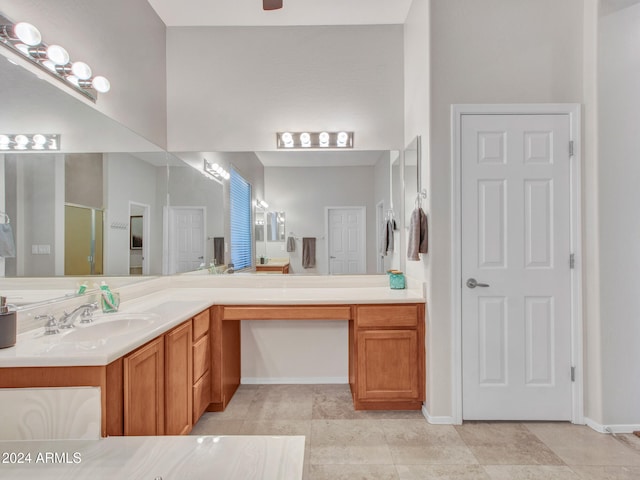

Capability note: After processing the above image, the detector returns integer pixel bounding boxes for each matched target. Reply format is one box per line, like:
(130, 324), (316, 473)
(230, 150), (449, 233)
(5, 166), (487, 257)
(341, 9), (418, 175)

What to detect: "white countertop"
(0, 276), (425, 368)
(0, 435), (305, 480)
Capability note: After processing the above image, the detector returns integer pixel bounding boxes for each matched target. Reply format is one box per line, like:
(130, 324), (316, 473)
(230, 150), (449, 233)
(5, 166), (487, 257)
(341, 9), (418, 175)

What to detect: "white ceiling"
(146, 0), (413, 27)
(601, 0), (640, 15)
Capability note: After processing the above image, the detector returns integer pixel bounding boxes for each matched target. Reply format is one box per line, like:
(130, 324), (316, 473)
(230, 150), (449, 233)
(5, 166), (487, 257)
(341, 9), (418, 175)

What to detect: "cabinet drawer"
(193, 310), (210, 341)
(356, 304), (419, 328)
(193, 333), (210, 383)
(193, 370), (211, 424)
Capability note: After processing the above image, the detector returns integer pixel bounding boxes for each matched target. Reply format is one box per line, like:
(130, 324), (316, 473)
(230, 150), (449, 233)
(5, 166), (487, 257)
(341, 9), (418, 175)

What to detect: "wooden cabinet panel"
(123, 336), (165, 436)
(356, 305), (419, 329)
(193, 309), (210, 341)
(193, 370), (211, 424)
(356, 329), (420, 401)
(193, 333), (210, 383)
(165, 321), (193, 436)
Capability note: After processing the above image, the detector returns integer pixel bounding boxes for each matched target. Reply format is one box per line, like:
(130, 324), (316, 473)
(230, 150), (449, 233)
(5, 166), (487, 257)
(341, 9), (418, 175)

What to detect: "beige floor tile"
(526, 424), (640, 466)
(307, 464), (399, 480)
(312, 390), (370, 420)
(310, 419), (393, 465)
(382, 420), (466, 446)
(246, 397), (314, 421)
(571, 466), (640, 480)
(484, 465), (581, 480)
(382, 419), (478, 464)
(455, 423), (564, 465)
(395, 465), (490, 480)
(240, 419), (311, 441)
(189, 416), (244, 435)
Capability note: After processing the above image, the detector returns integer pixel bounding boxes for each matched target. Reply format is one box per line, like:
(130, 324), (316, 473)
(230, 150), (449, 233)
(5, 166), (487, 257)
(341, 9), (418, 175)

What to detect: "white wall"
(428, 0), (584, 418)
(0, 0), (167, 148)
(597, 3), (640, 426)
(166, 25), (404, 152)
(103, 153), (164, 275)
(264, 165), (378, 275)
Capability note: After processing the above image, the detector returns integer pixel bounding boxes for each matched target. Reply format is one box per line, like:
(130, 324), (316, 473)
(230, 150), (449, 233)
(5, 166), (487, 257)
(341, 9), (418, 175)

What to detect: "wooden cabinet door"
(356, 329), (420, 401)
(124, 336), (165, 435)
(165, 321), (193, 435)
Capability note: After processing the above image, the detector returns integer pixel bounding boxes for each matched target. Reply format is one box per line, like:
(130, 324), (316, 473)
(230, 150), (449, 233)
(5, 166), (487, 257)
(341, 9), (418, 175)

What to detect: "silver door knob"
(466, 278), (490, 288)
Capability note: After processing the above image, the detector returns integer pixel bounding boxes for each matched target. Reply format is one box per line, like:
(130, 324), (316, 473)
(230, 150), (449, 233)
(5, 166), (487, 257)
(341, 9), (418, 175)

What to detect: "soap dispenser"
(0, 296), (16, 348)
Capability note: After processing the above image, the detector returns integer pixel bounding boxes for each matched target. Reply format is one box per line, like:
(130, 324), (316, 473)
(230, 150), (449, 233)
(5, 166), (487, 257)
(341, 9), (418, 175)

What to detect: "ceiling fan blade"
(263, 0), (283, 10)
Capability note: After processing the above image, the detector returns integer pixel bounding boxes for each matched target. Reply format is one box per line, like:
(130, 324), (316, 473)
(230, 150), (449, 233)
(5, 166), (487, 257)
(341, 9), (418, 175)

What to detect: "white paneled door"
(327, 207), (366, 275)
(461, 114), (572, 420)
(169, 207), (205, 274)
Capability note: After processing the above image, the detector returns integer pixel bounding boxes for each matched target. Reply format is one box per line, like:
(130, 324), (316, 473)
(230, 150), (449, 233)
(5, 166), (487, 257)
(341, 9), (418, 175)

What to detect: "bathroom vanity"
(0, 276), (425, 437)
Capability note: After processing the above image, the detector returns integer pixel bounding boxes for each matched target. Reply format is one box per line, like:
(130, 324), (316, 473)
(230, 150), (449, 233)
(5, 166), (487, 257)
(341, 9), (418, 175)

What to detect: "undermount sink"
(60, 318), (156, 343)
(47, 312), (160, 343)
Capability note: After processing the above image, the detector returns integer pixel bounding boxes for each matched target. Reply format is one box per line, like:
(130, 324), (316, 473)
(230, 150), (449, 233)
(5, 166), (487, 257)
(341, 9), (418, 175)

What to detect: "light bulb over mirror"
(13, 22), (41, 46)
(71, 61), (92, 80)
(92, 75), (110, 93)
(46, 45), (69, 65)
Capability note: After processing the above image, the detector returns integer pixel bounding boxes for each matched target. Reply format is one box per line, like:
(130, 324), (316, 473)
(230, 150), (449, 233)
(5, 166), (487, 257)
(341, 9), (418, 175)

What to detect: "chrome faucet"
(58, 303), (99, 329)
(36, 314), (59, 335)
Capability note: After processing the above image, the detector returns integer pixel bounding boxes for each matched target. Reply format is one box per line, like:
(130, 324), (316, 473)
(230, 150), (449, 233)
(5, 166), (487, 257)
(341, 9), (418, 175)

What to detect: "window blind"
(230, 168), (252, 271)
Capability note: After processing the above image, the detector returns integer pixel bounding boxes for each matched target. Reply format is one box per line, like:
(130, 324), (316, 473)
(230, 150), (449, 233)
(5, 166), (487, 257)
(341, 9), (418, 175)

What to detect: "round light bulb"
(46, 45), (69, 65)
(14, 134), (29, 146)
(281, 132), (293, 146)
(300, 132), (311, 146)
(14, 22), (41, 46)
(91, 75), (110, 93)
(32, 134), (46, 145)
(0, 135), (10, 145)
(71, 61), (92, 80)
(337, 132), (349, 144)
(319, 132), (330, 146)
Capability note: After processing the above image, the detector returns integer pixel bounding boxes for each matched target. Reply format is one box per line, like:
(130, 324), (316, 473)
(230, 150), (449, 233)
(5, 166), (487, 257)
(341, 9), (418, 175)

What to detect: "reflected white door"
(169, 207), (205, 274)
(327, 207), (366, 275)
(461, 114), (572, 420)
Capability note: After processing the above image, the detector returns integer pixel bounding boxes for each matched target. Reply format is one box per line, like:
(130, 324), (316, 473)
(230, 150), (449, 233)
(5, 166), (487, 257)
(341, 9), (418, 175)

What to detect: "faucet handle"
(79, 302), (99, 324)
(36, 314), (59, 335)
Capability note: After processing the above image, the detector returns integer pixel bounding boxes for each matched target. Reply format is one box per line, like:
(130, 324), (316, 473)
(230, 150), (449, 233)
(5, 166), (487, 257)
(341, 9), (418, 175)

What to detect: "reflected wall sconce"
(277, 131), (354, 149)
(0, 12), (110, 102)
(203, 159), (230, 185)
(0, 133), (60, 151)
(256, 199), (269, 209)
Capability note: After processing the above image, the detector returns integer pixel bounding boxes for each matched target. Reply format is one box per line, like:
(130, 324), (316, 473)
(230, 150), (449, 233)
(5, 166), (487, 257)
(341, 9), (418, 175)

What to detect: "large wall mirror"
(0, 52), (402, 306)
(404, 135), (422, 226)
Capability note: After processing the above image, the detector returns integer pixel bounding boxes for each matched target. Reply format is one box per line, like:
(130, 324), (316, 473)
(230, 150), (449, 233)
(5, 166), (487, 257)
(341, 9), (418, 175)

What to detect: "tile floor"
(190, 384), (640, 479)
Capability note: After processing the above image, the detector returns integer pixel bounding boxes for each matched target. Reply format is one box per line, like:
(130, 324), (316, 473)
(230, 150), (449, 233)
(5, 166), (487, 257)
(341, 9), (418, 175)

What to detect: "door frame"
(451, 104), (583, 425)
(325, 206), (367, 275)
(128, 201), (150, 275)
(376, 200), (385, 273)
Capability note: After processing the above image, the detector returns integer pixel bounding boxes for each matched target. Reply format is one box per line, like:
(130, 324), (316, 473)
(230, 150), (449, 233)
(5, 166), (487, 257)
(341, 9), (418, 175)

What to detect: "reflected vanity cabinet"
(351, 304), (425, 410)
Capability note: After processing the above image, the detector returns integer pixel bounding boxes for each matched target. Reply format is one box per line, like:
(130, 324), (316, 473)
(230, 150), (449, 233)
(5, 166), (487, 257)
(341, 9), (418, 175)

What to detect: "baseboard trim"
(585, 417), (640, 434)
(241, 377), (348, 385)
(422, 404), (456, 425)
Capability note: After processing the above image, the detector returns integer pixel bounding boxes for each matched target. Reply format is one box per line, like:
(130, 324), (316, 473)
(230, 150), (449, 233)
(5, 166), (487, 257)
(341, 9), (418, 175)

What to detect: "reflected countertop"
(0, 435), (305, 480)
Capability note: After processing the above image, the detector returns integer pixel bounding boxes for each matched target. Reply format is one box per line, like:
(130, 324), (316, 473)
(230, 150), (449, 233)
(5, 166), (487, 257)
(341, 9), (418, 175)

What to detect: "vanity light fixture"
(256, 199), (269, 209)
(276, 131), (354, 149)
(0, 133), (60, 151)
(0, 12), (111, 102)
(203, 159), (230, 185)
